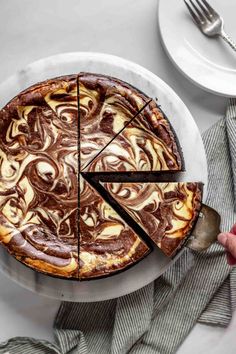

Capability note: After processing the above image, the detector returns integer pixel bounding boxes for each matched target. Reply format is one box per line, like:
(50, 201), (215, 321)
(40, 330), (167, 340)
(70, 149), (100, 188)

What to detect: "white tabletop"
(0, 0), (234, 353)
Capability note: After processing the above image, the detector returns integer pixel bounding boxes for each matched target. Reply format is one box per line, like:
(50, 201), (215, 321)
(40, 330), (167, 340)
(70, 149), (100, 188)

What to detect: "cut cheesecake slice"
(79, 176), (150, 279)
(83, 99), (183, 172)
(102, 182), (202, 257)
(79, 72), (151, 170)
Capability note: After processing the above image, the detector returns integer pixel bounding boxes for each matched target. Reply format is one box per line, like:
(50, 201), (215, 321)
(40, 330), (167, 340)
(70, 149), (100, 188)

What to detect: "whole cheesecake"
(0, 72), (202, 280)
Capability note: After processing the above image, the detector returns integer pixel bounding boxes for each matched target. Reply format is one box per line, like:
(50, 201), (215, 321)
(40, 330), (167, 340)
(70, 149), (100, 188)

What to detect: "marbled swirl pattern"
(80, 73), (182, 172)
(103, 182), (202, 257)
(79, 176), (149, 279)
(0, 72), (195, 280)
(0, 76), (79, 278)
(79, 73), (151, 170)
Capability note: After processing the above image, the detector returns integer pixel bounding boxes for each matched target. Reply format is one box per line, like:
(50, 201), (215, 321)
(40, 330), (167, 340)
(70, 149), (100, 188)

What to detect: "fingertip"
(227, 252), (236, 266)
(225, 234), (236, 259)
(230, 224), (236, 235)
(218, 233), (228, 246)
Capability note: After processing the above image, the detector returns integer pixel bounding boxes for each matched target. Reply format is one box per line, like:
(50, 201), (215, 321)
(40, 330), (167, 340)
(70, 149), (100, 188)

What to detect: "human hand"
(218, 224), (236, 266)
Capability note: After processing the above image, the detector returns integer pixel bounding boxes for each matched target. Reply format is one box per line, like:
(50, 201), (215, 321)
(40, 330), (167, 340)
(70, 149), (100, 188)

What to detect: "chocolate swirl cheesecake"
(0, 72), (203, 280)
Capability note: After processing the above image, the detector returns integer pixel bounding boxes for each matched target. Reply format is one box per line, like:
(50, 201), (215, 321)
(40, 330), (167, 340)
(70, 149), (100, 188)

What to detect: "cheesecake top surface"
(79, 73), (182, 172)
(83, 100), (182, 172)
(79, 72), (152, 171)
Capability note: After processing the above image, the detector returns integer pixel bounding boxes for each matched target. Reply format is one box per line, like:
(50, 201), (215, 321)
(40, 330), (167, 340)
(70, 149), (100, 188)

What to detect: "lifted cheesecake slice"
(102, 182), (202, 257)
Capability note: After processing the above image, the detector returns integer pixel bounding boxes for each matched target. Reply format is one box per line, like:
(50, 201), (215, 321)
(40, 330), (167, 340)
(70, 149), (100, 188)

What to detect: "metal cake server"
(187, 204), (221, 252)
(184, 0), (236, 52)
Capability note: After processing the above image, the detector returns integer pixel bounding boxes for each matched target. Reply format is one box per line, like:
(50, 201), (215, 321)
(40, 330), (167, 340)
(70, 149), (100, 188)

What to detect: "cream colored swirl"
(103, 182), (202, 257)
(80, 176), (128, 241)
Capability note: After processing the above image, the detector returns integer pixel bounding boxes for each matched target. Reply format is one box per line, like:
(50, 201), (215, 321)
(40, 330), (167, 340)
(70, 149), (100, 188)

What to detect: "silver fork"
(184, 0), (236, 52)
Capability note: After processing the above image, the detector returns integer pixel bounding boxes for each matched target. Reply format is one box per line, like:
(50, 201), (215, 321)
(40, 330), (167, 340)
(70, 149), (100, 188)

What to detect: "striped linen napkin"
(0, 100), (236, 354)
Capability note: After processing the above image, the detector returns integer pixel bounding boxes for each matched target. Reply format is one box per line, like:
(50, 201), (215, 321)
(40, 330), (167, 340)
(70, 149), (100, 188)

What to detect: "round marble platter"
(0, 52), (208, 302)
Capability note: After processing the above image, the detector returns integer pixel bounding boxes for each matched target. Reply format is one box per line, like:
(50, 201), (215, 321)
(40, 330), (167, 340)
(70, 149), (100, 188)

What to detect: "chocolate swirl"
(0, 76), (79, 278)
(103, 182), (202, 257)
(79, 176), (149, 279)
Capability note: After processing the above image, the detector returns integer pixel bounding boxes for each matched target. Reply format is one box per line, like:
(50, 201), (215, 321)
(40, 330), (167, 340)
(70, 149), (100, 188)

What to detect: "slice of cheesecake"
(102, 182), (202, 257)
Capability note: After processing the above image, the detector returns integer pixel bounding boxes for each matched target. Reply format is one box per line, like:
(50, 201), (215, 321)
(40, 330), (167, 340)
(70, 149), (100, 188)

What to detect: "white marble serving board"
(0, 52), (208, 302)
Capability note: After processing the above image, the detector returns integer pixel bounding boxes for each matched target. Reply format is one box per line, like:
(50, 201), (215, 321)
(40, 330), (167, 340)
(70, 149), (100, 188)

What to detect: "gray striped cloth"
(1, 100), (236, 354)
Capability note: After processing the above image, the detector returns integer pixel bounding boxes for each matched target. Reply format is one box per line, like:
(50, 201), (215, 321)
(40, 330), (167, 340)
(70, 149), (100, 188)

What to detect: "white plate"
(0, 52), (208, 302)
(158, 0), (236, 97)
